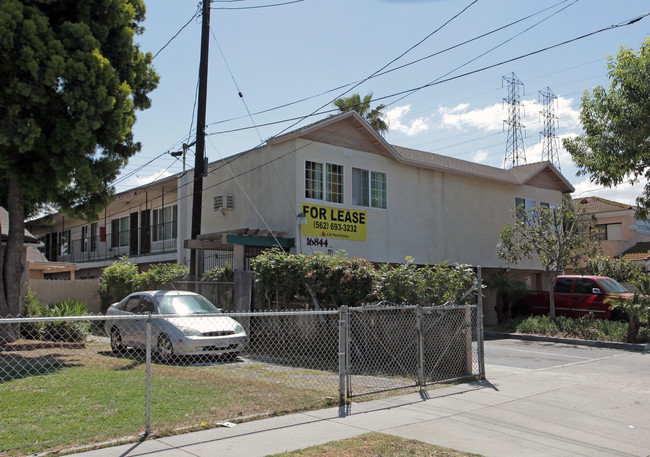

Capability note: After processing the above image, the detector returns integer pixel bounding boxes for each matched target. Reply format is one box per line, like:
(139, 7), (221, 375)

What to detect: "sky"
(119, 0), (650, 206)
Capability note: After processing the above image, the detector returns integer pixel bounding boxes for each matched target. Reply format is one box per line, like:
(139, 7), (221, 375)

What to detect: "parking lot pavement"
(74, 339), (650, 457)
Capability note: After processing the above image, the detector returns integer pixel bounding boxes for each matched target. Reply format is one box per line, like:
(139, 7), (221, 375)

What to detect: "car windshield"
(597, 278), (629, 294)
(157, 294), (220, 314)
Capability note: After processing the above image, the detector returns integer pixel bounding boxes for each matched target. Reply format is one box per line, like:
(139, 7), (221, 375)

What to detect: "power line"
(152, 5), (202, 60)
(211, 0), (304, 10)
(203, 0), (573, 130)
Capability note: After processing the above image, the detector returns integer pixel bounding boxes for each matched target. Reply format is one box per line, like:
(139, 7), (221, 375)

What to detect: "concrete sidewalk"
(75, 348), (650, 457)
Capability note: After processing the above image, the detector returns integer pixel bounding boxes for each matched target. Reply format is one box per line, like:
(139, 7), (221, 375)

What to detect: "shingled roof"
(0, 207), (39, 245)
(269, 112), (574, 192)
(573, 196), (636, 214)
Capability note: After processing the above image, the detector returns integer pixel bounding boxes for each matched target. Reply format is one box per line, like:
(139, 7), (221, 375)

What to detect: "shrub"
(98, 260), (190, 312)
(20, 287), (46, 339)
(136, 263), (190, 290)
(376, 258), (477, 306)
(304, 252), (377, 307)
(513, 315), (630, 342)
(98, 258), (139, 311)
(41, 300), (91, 343)
(202, 263), (234, 282)
(251, 249), (309, 309)
(251, 250), (477, 309)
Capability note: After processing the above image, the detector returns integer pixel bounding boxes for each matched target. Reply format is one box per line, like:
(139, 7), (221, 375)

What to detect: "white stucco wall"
(200, 138), (565, 271)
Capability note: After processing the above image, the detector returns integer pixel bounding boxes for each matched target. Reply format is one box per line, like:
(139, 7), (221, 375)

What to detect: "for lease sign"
(300, 203), (367, 241)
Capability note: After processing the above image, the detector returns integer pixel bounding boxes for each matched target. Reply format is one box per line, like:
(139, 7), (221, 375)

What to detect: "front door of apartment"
(130, 212), (139, 256)
(140, 210), (151, 254)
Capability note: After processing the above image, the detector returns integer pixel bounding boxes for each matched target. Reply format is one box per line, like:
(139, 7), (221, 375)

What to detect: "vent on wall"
(214, 195), (234, 212)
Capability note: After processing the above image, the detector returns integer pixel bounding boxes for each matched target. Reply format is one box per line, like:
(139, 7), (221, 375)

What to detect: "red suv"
(528, 275), (632, 320)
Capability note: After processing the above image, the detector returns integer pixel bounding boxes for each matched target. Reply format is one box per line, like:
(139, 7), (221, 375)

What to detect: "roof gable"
(267, 112), (574, 193)
(267, 111), (395, 158)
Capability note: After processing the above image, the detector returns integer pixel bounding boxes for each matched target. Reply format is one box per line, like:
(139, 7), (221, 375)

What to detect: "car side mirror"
(592, 288), (602, 294)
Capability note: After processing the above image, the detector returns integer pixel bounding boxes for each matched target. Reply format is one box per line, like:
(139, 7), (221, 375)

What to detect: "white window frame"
(111, 216), (129, 248)
(305, 160), (323, 200)
(305, 160), (344, 204)
(152, 205), (177, 242)
(353, 168), (387, 209)
(325, 162), (343, 204)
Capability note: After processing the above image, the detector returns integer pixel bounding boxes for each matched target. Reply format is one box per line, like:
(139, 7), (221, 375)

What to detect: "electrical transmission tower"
(539, 87), (561, 171)
(503, 72), (526, 169)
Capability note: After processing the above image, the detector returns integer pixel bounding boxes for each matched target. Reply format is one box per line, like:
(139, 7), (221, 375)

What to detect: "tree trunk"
(0, 179), (26, 342)
(626, 317), (640, 344)
(546, 270), (556, 320)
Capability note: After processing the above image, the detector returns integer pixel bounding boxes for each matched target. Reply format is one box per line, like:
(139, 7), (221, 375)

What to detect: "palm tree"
(485, 270), (530, 323)
(333, 92), (388, 135)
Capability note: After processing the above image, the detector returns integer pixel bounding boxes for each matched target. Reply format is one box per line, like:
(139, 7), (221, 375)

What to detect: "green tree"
(608, 275), (650, 343)
(563, 37), (650, 218)
(333, 92), (388, 135)
(0, 1), (158, 334)
(574, 255), (645, 283)
(497, 197), (602, 319)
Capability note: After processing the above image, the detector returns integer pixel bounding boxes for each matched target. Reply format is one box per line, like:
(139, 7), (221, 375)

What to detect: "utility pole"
(190, 0), (211, 280)
(502, 72), (527, 169)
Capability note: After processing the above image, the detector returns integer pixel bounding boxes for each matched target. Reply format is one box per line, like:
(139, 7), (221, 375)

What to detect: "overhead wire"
(209, 28), (297, 218)
(200, 12), (649, 139)
(152, 4), (202, 60)
(202, 0), (579, 130)
(112, 10), (649, 216)
(384, 0), (582, 108)
(259, 0), (482, 146)
(210, 0), (304, 10)
(135, 0), (586, 183)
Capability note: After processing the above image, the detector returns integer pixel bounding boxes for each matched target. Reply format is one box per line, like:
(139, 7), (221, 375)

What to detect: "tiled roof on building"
(573, 196), (635, 214)
(620, 242), (650, 262)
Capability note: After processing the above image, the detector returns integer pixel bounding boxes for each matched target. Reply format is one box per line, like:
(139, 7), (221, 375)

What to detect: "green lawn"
(0, 343), (337, 456)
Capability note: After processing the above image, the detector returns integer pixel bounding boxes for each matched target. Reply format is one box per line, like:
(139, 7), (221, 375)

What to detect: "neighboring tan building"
(574, 196), (650, 264)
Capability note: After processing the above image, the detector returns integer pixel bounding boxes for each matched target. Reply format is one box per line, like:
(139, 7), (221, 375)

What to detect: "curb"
(484, 331), (650, 353)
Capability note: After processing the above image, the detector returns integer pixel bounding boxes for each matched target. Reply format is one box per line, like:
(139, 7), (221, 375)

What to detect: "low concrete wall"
(28, 279), (101, 314)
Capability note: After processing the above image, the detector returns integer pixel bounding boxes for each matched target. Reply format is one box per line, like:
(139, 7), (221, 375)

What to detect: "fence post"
(338, 306), (349, 404)
(145, 315), (152, 436)
(477, 266), (485, 379)
(416, 305), (425, 390)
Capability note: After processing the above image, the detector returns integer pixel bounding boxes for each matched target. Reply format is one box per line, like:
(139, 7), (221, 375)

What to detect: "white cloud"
(130, 170), (173, 187)
(439, 102), (503, 132)
(385, 105), (431, 136)
(473, 149), (488, 163)
(437, 96), (580, 134)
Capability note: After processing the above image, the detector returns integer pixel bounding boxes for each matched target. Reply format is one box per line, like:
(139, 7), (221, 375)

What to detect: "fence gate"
(340, 273), (484, 400)
(341, 304), (481, 399)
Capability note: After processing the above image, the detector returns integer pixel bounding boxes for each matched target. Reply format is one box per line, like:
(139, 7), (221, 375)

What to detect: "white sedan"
(104, 290), (246, 362)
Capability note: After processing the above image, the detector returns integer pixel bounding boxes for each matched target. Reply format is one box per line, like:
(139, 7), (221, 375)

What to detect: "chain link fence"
(0, 293), (483, 455)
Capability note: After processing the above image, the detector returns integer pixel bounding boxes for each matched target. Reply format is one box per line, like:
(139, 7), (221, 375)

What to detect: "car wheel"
(156, 334), (174, 363)
(110, 328), (125, 354)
